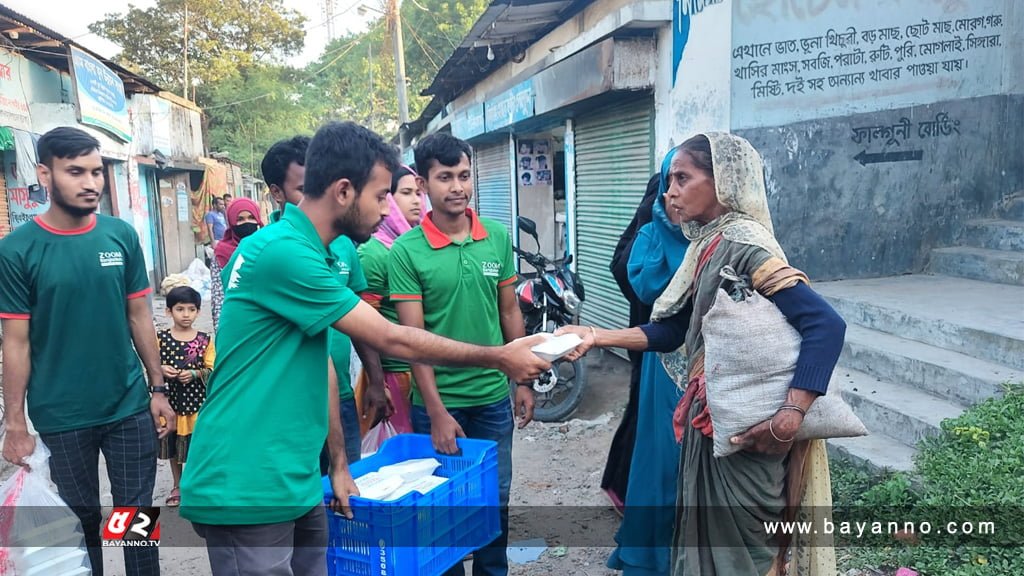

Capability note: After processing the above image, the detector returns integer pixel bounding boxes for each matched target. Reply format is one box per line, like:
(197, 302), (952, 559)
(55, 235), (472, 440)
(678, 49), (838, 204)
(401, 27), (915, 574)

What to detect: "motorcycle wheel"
(531, 357), (587, 423)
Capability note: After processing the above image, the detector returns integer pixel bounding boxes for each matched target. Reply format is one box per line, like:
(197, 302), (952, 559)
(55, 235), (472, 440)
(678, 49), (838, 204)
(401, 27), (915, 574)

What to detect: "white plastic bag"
(360, 420), (398, 457)
(184, 258), (212, 302)
(0, 442), (91, 575)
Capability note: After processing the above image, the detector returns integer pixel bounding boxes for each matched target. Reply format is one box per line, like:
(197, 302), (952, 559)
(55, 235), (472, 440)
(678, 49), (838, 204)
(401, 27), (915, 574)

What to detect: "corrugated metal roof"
(420, 0), (592, 100)
(400, 0), (593, 141)
(0, 4), (162, 94)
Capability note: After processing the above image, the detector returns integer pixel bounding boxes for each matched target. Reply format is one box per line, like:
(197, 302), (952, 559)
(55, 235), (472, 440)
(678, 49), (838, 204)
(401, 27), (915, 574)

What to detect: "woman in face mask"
(211, 197), (264, 329)
(214, 197), (264, 268)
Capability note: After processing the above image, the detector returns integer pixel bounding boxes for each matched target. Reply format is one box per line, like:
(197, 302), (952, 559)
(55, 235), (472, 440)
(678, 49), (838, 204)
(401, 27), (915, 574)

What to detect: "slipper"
(165, 488), (181, 507)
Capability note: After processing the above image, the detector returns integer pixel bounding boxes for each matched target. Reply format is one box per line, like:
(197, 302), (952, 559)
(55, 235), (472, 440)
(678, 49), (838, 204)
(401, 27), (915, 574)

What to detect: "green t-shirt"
(389, 211), (517, 408)
(180, 204), (361, 525)
(357, 237), (408, 373)
(0, 215), (151, 434)
(267, 207), (366, 398)
(328, 235), (367, 399)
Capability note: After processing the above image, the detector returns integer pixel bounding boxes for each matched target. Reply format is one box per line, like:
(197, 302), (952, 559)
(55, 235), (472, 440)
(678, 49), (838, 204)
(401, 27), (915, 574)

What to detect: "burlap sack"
(703, 286), (867, 458)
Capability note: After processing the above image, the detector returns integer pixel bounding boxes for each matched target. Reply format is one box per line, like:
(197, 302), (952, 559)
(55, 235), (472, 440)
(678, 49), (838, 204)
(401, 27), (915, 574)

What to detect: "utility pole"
(182, 0), (190, 100)
(388, 0), (409, 127)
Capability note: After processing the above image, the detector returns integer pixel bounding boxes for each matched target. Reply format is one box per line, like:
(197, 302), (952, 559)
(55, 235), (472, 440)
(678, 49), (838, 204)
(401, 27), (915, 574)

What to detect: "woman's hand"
(555, 325), (596, 361)
(161, 365), (180, 380)
(178, 370), (195, 384)
(730, 410), (804, 455)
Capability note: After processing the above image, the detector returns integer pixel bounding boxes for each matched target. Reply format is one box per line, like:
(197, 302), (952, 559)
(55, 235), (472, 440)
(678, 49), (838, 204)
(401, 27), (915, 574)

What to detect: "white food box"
(21, 548), (89, 576)
(353, 472), (405, 501)
(531, 333), (583, 362)
(384, 475), (449, 501)
(376, 458), (441, 483)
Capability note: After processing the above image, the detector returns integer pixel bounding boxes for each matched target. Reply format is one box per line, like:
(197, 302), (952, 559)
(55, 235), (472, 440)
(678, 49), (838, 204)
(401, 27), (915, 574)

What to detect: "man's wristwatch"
(150, 385), (169, 395)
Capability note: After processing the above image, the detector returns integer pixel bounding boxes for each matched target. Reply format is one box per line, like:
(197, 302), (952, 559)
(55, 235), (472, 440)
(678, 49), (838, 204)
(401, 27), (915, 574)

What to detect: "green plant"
(833, 384), (1024, 576)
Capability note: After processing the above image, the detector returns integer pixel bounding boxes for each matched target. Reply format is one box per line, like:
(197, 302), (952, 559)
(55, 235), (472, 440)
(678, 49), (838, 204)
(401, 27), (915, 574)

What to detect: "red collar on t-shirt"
(420, 209), (488, 249)
(34, 214), (97, 236)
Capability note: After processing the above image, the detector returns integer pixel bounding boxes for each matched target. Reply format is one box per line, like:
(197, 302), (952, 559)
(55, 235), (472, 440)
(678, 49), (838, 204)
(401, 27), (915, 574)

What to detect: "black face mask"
(233, 222), (258, 238)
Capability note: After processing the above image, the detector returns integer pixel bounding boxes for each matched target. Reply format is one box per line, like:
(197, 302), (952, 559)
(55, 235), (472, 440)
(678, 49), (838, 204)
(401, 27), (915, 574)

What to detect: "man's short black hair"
(166, 286), (202, 310)
(37, 127), (101, 168)
(414, 133), (472, 179)
(261, 136), (310, 189)
(304, 122), (399, 199)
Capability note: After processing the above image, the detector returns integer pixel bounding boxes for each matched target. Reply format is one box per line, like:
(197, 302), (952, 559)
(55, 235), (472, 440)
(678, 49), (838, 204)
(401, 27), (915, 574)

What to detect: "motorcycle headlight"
(563, 291), (580, 314)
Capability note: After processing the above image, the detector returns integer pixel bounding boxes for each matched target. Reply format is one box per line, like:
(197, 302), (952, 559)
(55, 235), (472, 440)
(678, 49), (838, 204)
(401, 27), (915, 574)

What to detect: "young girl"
(354, 165), (424, 436)
(159, 286), (216, 507)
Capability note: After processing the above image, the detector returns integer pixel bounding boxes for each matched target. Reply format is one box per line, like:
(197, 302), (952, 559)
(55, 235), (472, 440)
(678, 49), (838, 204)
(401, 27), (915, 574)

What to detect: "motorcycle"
(513, 216), (588, 422)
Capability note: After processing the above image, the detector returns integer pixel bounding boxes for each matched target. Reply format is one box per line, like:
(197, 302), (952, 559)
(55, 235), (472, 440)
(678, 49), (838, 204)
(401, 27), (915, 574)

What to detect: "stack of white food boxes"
(10, 516), (91, 575)
(353, 458), (449, 501)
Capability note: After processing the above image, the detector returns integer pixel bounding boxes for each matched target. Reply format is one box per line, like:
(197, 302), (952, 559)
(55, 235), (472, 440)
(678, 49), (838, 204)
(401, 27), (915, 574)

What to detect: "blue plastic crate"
(322, 434), (500, 576)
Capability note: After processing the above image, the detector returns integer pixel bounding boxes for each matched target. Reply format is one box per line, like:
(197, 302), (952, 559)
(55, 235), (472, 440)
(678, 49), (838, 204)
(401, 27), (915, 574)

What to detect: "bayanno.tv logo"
(102, 507), (161, 547)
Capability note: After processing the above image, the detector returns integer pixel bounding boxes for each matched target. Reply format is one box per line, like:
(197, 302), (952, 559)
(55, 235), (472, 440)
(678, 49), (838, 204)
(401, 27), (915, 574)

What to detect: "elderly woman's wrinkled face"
(666, 152), (727, 225)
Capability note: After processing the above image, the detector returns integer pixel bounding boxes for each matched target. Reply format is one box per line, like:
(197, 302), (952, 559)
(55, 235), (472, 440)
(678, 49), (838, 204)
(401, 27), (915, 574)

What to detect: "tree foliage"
(90, 0), (487, 174)
(89, 0), (305, 94)
(203, 66), (323, 174)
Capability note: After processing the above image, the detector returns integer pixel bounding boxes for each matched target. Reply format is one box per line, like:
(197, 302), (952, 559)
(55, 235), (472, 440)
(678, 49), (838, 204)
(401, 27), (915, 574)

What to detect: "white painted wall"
(730, 0), (1016, 129)
(669, 0), (734, 145)
(654, 24), (676, 159)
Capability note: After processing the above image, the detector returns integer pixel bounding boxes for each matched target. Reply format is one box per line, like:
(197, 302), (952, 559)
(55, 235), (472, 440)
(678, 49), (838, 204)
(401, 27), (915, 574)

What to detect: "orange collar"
(35, 214), (97, 236)
(421, 209), (489, 249)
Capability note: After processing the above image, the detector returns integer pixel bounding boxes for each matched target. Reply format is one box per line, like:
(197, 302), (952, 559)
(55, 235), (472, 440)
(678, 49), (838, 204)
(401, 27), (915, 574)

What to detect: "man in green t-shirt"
(0, 127), (174, 576)
(179, 121), (550, 576)
(390, 133), (534, 576)
(260, 136), (390, 468)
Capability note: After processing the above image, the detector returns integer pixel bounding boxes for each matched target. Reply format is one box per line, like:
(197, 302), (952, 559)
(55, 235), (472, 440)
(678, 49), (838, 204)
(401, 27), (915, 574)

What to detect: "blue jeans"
(412, 398), (513, 576)
(39, 409), (159, 576)
(320, 397), (362, 476)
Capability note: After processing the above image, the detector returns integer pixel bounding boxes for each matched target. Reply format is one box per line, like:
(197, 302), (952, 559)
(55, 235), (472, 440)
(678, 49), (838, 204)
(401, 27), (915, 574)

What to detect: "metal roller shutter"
(473, 140), (513, 232)
(574, 99), (654, 330)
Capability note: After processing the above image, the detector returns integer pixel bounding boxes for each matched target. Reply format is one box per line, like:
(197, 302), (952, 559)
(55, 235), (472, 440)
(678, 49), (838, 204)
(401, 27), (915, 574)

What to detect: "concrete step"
(817, 275), (1024, 371)
(835, 369), (963, 447)
(928, 246), (1024, 286)
(840, 324), (1022, 407)
(828, 434), (915, 474)
(963, 219), (1024, 252)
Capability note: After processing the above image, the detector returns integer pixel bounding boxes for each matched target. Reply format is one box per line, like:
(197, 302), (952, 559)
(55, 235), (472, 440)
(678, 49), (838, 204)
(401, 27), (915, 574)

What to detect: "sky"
(4, 0), (375, 66)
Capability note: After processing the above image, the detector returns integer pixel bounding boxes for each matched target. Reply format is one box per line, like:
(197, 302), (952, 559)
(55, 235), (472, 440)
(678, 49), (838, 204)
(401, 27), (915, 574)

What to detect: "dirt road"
(2, 297), (634, 575)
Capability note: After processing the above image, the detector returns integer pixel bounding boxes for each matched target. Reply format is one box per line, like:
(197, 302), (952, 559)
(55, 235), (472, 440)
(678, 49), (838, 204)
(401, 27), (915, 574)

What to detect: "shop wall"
(449, 0), (670, 113)
(157, 173), (197, 275)
(668, 0), (1023, 280)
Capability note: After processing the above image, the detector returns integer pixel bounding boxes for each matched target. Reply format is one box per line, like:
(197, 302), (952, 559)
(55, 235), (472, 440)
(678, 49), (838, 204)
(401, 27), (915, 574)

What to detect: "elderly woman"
(561, 133), (844, 575)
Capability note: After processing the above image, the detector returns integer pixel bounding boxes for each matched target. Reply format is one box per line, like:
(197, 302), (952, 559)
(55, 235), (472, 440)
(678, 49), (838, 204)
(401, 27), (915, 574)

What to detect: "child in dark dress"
(158, 286), (215, 507)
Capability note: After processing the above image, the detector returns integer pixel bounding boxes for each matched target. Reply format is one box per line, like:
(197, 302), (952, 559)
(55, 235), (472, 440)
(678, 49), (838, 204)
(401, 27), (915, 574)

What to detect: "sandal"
(165, 488), (181, 507)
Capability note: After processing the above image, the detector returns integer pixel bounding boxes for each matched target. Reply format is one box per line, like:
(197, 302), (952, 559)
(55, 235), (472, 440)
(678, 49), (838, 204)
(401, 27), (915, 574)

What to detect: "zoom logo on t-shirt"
(481, 261), (501, 277)
(99, 251), (125, 267)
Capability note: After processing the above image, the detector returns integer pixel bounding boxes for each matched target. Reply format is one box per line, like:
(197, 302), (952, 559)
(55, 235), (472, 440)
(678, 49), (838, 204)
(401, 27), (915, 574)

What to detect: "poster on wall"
(176, 182), (190, 222)
(3, 150), (48, 230)
(0, 53), (31, 131)
(516, 138), (552, 189)
(68, 46), (131, 142)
